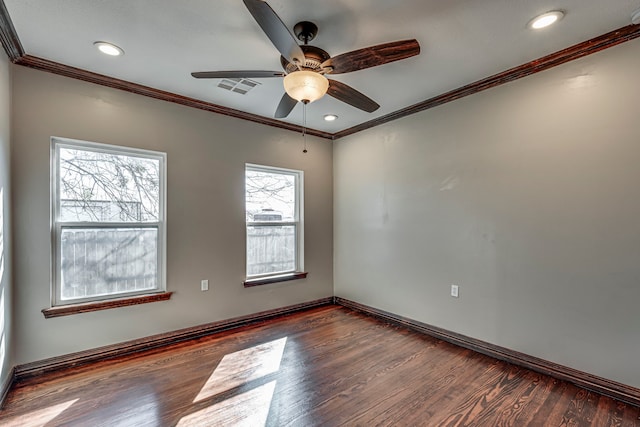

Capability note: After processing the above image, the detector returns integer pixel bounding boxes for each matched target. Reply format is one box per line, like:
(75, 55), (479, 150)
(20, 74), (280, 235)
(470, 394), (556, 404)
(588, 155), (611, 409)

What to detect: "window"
(51, 137), (166, 306)
(245, 164), (304, 284)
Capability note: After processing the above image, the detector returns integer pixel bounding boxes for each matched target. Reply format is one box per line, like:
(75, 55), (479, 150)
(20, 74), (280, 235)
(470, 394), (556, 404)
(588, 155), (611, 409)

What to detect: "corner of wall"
(0, 47), (15, 404)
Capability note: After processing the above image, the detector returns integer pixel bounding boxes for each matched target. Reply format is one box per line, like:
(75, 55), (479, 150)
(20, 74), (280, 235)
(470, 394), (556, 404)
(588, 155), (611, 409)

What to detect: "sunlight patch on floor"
(177, 337), (288, 426)
(1, 399), (79, 427)
(194, 336), (287, 402)
(178, 381), (277, 427)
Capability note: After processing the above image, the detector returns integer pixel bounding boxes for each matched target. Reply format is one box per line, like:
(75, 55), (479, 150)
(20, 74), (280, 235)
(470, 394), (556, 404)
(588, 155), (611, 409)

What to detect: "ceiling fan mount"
(293, 21), (318, 44)
(191, 0), (421, 119)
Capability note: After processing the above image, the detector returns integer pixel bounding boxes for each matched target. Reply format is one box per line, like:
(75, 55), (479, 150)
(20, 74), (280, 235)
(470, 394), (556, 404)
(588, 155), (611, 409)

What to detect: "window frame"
(245, 163), (304, 282)
(50, 137), (167, 307)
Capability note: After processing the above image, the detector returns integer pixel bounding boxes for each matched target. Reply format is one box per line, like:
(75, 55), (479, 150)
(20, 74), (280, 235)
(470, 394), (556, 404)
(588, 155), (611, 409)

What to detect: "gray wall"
(0, 50), (13, 388)
(334, 38), (640, 388)
(11, 66), (333, 364)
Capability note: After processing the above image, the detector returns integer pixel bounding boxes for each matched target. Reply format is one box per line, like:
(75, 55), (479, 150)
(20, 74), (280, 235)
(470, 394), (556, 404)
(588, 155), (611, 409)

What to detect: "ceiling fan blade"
(327, 80), (380, 113)
(322, 39), (420, 74)
(242, 0), (305, 66)
(274, 93), (298, 118)
(191, 71), (285, 79)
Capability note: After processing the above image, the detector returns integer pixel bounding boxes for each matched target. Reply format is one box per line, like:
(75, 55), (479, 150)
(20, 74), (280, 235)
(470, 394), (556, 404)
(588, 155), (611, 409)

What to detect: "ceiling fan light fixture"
(94, 41), (124, 56)
(283, 71), (329, 103)
(528, 10), (565, 29)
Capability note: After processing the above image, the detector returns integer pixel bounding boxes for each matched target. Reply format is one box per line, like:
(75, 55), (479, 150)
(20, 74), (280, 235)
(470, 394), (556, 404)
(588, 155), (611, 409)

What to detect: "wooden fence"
(60, 228), (157, 300)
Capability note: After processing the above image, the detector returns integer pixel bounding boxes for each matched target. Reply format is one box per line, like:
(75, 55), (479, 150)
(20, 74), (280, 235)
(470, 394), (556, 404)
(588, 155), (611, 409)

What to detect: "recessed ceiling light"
(528, 10), (565, 30)
(94, 41), (124, 56)
(323, 114), (338, 122)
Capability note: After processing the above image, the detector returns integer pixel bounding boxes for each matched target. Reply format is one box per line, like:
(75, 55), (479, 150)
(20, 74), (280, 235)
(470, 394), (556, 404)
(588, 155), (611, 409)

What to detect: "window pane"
(60, 228), (158, 301)
(247, 225), (295, 276)
(59, 147), (160, 223)
(246, 170), (295, 222)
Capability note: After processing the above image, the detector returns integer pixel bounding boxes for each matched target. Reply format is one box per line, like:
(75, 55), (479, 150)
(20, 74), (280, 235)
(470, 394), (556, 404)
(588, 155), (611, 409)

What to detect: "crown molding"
(14, 54), (335, 140)
(332, 24), (640, 139)
(2, 2), (640, 140)
(0, 0), (23, 61)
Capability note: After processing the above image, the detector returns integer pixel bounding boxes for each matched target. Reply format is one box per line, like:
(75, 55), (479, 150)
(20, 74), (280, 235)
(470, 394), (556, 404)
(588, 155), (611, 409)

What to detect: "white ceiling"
(4, 0), (640, 133)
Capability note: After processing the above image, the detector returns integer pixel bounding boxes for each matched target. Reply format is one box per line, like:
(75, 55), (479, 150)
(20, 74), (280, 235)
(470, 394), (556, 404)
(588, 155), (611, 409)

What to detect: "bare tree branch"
(59, 148), (160, 222)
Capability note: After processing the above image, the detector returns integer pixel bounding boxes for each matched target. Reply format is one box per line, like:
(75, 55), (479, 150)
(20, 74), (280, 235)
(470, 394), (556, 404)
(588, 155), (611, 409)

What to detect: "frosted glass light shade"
(283, 71), (329, 103)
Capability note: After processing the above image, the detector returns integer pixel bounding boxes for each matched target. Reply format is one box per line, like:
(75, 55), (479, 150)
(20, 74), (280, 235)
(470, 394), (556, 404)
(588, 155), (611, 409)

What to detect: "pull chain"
(302, 100), (308, 154)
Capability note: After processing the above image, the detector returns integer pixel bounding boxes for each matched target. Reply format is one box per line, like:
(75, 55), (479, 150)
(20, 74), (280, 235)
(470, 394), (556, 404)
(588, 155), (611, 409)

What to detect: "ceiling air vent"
(217, 78), (261, 95)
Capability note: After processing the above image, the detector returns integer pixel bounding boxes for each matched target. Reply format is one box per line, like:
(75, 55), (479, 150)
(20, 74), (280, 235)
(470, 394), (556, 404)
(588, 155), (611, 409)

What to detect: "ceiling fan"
(192, 0), (421, 119)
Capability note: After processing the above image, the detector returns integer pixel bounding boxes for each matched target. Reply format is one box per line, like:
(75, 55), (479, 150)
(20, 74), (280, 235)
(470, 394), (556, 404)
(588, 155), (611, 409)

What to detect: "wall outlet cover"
(451, 284), (459, 298)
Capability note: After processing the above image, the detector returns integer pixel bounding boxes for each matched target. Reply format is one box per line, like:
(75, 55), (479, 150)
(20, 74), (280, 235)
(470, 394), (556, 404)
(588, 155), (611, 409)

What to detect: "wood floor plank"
(622, 404), (640, 427)
(489, 370), (548, 426)
(590, 397), (623, 427)
(1, 305), (638, 426)
(338, 341), (458, 425)
(348, 348), (491, 425)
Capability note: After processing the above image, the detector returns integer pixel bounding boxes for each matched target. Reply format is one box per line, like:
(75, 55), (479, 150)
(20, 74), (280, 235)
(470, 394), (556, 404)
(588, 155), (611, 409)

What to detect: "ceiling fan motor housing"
(281, 45), (331, 74)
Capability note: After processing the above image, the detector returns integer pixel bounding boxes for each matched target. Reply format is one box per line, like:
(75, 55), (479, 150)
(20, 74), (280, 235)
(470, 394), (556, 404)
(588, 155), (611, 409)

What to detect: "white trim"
(245, 162), (301, 176)
(52, 136), (165, 161)
(245, 163), (304, 280)
(297, 169), (305, 273)
(246, 221), (297, 227)
(50, 137), (167, 307)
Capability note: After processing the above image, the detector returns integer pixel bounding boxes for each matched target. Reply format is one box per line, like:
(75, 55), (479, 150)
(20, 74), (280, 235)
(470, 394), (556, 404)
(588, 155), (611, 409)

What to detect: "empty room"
(1, 0), (640, 425)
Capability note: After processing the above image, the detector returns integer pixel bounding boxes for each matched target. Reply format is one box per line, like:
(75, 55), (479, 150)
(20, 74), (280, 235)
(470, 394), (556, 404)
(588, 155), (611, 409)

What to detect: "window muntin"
(51, 138), (166, 306)
(245, 165), (303, 279)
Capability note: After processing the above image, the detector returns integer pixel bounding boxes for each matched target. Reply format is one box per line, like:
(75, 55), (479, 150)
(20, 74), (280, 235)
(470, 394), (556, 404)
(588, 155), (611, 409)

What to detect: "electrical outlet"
(451, 284), (459, 298)
(201, 279), (209, 291)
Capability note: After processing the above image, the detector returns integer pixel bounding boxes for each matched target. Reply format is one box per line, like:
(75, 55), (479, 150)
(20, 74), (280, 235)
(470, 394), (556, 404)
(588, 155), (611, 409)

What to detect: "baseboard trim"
(335, 297), (640, 408)
(15, 297), (334, 381)
(14, 296), (638, 408)
(0, 367), (15, 409)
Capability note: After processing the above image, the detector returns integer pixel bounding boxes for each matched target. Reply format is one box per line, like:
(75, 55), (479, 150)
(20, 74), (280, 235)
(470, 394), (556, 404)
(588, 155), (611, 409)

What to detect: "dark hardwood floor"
(1, 305), (638, 426)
